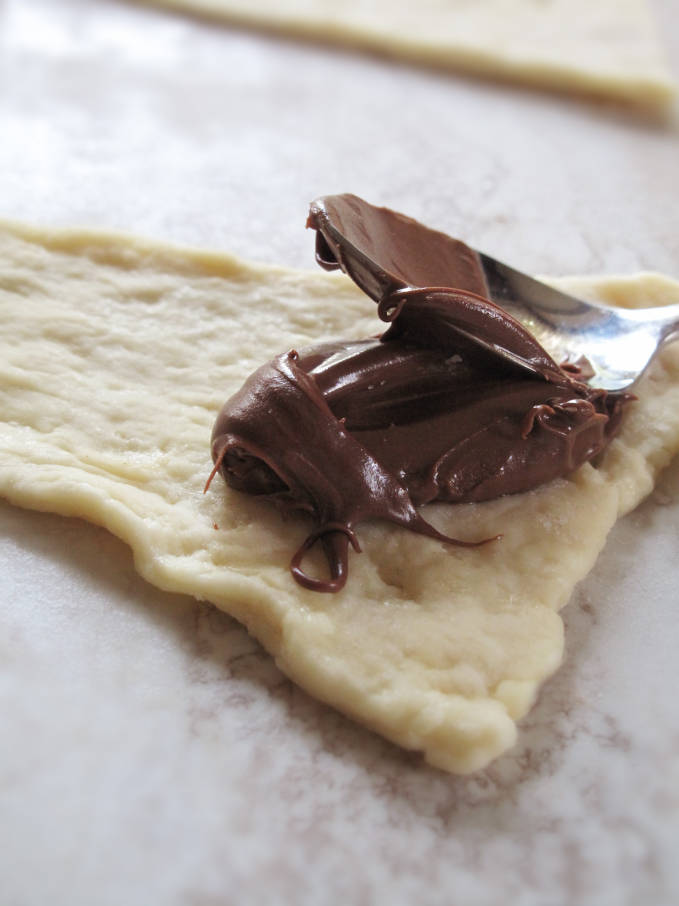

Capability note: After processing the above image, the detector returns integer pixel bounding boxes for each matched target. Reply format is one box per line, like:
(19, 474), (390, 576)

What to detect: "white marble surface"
(1, 1), (678, 904)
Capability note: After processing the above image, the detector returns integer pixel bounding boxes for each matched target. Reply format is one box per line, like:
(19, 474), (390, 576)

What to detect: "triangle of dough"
(137, 0), (676, 106)
(1, 222), (678, 772)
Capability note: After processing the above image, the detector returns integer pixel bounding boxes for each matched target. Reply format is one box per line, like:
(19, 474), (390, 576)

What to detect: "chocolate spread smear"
(208, 195), (631, 593)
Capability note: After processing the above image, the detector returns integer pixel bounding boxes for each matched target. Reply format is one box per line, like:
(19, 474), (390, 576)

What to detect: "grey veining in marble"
(1, 1), (678, 904)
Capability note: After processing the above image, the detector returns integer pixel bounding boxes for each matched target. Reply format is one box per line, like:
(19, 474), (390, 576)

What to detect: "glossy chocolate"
(209, 195), (631, 592)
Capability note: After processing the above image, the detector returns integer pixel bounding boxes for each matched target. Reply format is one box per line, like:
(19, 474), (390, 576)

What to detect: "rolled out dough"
(1, 222), (678, 773)
(135, 0), (676, 107)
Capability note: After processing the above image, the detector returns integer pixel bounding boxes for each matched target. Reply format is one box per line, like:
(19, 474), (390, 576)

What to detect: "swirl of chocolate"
(208, 195), (631, 593)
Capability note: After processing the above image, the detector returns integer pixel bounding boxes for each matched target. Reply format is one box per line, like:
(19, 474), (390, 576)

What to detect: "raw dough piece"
(136, 0), (676, 107)
(0, 222), (678, 773)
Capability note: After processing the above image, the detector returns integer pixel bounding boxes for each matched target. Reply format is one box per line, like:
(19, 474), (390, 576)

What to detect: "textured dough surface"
(136, 0), (676, 106)
(1, 223), (678, 773)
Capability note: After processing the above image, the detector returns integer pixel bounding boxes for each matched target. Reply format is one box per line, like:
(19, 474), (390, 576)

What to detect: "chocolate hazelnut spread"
(208, 195), (631, 593)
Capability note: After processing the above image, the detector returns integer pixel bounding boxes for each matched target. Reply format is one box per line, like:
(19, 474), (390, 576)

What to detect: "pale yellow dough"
(1, 223), (678, 773)
(136, 0), (676, 107)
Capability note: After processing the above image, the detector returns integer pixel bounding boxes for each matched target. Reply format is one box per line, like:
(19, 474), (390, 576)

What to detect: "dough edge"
(135, 0), (676, 108)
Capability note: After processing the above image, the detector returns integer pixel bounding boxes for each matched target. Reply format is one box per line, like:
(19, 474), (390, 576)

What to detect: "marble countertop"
(1, 1), (678, 904)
